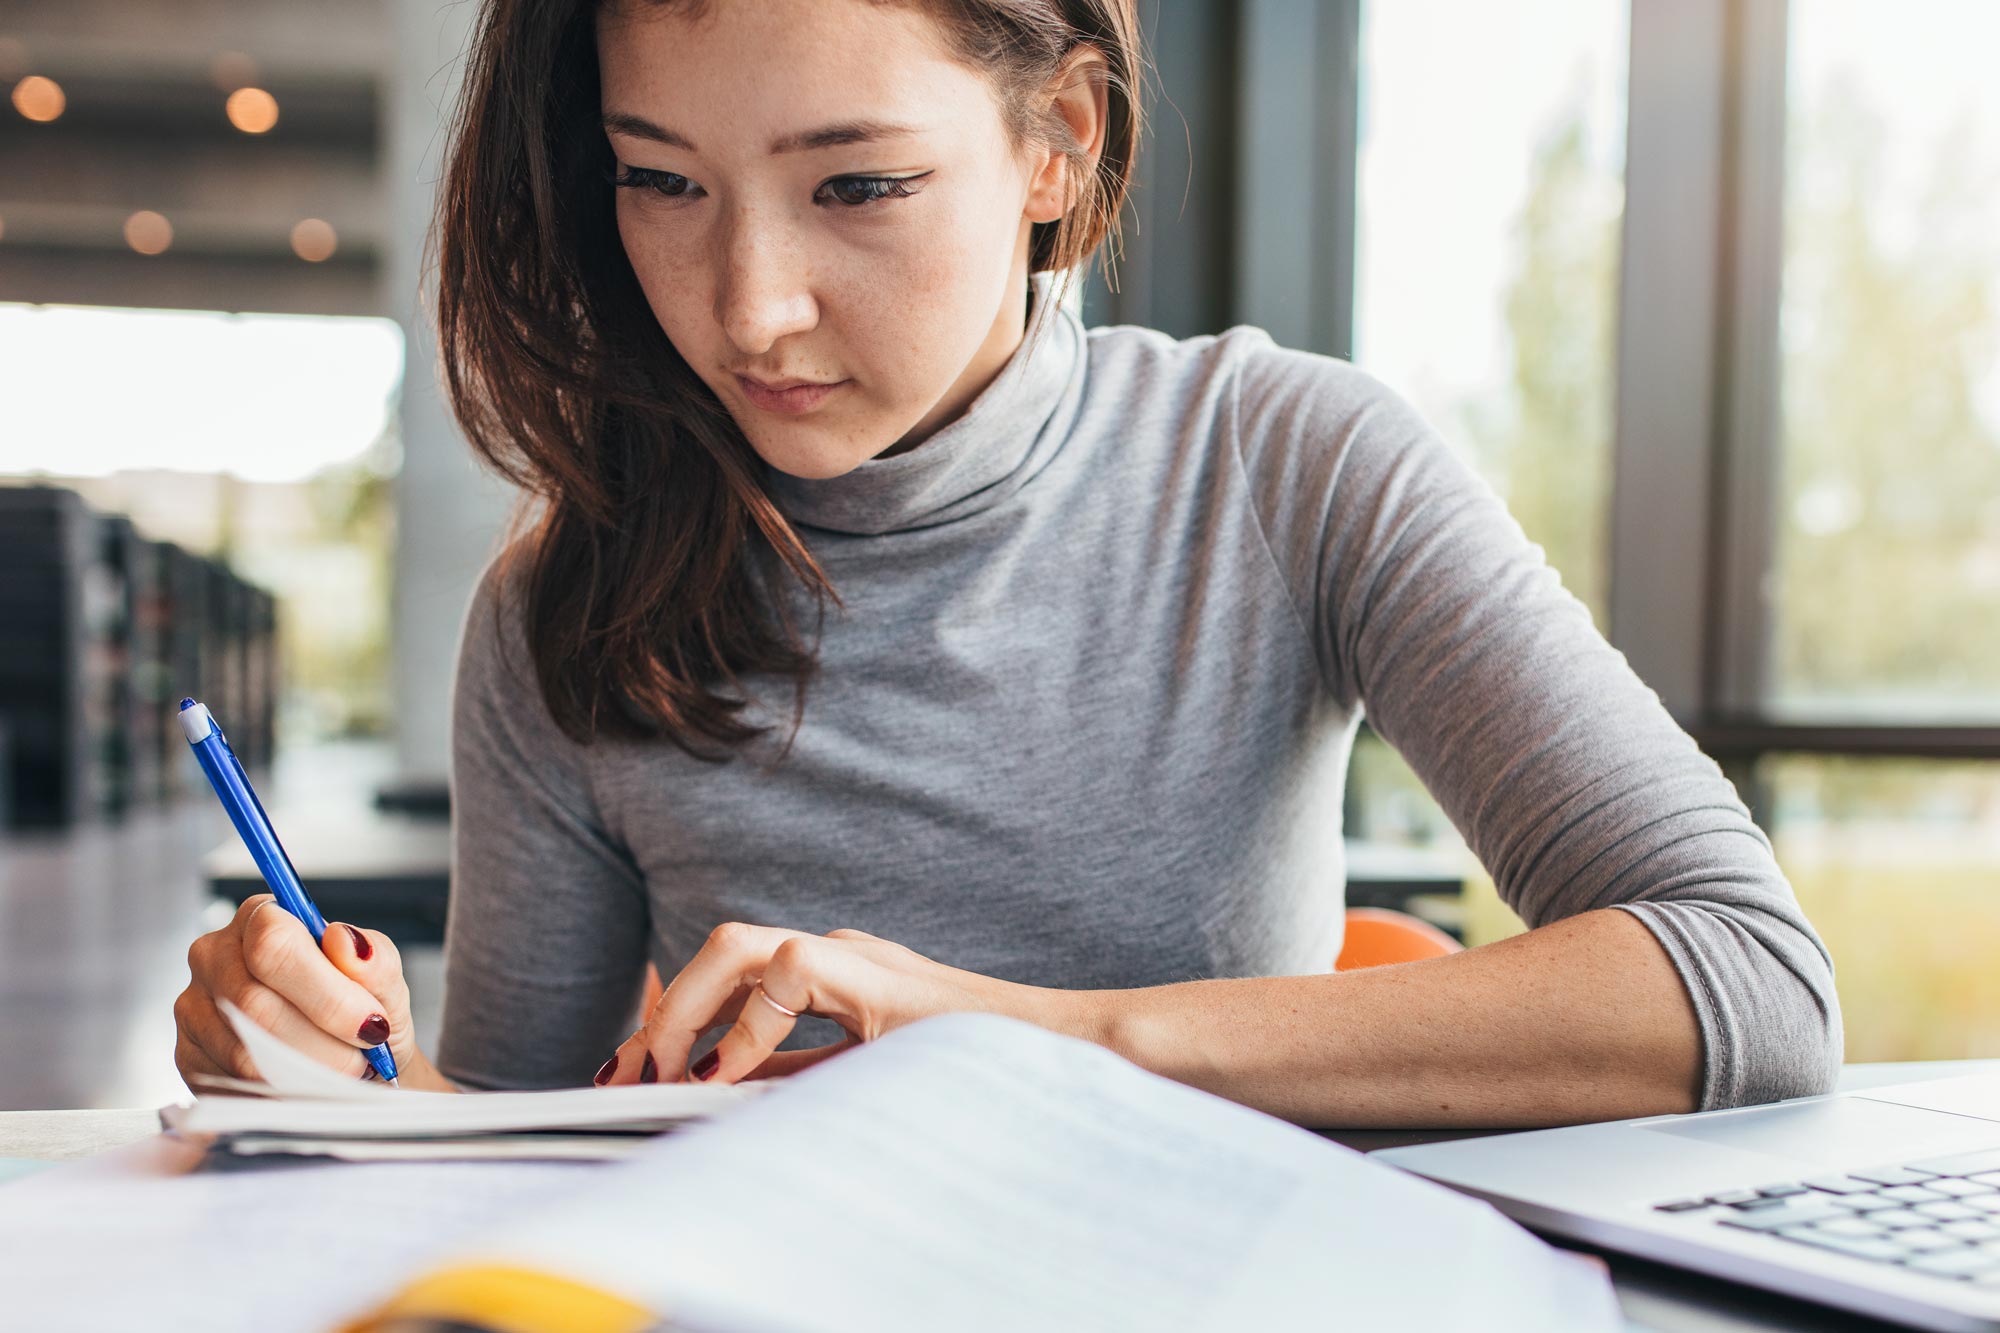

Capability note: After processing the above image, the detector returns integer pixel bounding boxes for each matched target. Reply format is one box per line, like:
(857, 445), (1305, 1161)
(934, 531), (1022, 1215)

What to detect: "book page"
(0, 1147), (594, 1332)
(417, 1013), (1620, 1332)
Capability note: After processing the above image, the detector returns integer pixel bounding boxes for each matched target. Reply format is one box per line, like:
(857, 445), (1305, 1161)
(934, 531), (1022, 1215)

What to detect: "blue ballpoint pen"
(178, 697), (399, 1086)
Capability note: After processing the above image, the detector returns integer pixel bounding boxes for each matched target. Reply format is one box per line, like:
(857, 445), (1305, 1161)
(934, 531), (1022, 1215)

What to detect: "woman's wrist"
(1013, 981), (1121, 1054)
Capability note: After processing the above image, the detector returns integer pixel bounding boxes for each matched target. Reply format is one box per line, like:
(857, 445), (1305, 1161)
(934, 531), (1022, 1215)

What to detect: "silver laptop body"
(1375, 1073), (2000, 1332)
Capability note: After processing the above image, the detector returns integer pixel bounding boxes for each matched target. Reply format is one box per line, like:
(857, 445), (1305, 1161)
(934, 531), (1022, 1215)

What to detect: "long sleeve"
(1225, 331), (1843, 1110)
(432, 556), (651, 1090)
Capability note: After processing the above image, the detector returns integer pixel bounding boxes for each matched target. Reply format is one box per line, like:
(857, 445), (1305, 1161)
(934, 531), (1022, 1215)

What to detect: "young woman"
(174, 0), (1842, 1126)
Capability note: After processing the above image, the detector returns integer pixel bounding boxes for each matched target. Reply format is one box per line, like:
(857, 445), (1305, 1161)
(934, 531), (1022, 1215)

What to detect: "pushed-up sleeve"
(432, 556), (651, 1090)
(1223, 330), (1842, 1110)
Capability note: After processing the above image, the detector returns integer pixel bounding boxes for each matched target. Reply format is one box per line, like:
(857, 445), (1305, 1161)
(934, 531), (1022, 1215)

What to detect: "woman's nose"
(713, 210), (817, 356)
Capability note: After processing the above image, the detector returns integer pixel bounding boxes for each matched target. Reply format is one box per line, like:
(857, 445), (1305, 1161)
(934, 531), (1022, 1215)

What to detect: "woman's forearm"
(1039, 907), (1705, 1129)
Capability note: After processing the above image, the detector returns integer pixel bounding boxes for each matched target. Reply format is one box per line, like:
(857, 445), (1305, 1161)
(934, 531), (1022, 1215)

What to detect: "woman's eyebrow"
(601, 111), (921, 155)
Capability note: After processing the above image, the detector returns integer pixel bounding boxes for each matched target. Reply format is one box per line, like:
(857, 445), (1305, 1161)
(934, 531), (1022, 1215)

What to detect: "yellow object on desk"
(345, 1265), (654, 1333)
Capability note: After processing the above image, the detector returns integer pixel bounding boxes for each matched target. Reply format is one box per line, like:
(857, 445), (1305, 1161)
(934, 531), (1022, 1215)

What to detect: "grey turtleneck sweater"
(435, 290), (1842, 1112)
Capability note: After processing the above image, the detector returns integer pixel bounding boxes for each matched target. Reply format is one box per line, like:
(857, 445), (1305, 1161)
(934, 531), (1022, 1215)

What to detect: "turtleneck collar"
(763, 274), (1087, 536)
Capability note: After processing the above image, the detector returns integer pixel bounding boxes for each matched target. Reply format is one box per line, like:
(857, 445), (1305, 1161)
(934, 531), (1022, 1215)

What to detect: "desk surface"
(8, 1060), (1998, 1331)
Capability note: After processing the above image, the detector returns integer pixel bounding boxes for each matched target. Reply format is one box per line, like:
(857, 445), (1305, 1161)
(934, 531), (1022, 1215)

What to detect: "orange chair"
(1334, 907), (1464, 970)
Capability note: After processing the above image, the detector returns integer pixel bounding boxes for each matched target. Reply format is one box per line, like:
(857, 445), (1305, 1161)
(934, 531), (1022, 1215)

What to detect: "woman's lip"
(734, 374), (847, 415)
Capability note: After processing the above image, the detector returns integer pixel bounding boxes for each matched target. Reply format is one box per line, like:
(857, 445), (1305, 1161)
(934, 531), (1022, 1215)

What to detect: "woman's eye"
(815, 172), (933, 208)
(609, 166), (700, 200)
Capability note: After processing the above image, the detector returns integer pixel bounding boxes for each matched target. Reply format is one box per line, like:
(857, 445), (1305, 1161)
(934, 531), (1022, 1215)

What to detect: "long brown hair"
(434, 0), (1143, 762)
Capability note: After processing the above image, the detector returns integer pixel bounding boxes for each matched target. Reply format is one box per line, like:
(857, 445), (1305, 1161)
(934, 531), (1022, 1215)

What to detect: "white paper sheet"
(431, 1013), (1624, 1332)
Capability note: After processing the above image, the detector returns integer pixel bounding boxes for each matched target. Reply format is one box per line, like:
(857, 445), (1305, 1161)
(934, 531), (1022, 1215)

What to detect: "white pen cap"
(179, 701), (217, 744)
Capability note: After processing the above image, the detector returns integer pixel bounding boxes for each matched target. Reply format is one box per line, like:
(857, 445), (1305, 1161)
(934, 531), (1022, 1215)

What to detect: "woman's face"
(596, 0), (1054, 479)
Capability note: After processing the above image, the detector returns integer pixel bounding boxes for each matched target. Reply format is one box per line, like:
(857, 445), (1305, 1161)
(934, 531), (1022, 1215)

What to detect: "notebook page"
(159, 1000), (765, 1137)
(422, 1012), (1620, 1332)
(217, 997), (406, 1100)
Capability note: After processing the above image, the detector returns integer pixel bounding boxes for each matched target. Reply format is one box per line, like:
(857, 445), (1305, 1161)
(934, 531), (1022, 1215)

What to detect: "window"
(1761, 754), (2000, 1059)
(1769, 0), (2000, 722)
(1734, 2), (2000, 1060)
(0, 304), (405, 738)
(1353, 0), (1629, 628)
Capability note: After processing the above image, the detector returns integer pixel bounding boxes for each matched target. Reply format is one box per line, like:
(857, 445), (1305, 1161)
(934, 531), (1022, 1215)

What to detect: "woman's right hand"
(173, 894), (456, 1093)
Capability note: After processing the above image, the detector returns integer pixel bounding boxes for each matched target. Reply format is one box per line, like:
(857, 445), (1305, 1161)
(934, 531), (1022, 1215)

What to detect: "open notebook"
(155, 1000), (770, 1160)
(3, 1009), (1620, 1331)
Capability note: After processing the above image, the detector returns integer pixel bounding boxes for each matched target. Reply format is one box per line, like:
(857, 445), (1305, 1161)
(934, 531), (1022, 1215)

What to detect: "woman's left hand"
(593, 923), (1081, 1086)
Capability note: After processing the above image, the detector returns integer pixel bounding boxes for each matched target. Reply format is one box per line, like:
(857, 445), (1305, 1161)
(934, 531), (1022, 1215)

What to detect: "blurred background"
(0, 0), (1995, 1111)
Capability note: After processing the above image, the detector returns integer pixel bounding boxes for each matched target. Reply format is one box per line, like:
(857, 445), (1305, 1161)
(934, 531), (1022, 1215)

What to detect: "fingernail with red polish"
(691, 1050), (720, 1081)
(343, 924), (373, 961)
(357, 1014), (390, 1045)
(593, 1054), (619, 1086)
(640, 1051), (658, 1084)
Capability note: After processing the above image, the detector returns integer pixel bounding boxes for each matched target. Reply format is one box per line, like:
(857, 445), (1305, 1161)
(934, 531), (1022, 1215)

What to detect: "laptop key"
(1967, 1172), (2000, 1189)
(1869, 1208), (1934, 1228)
(1652, 1198), (1711, 1213)
(1913, 1201), (1984, 1222)
(1706, 1189), (1760, 1206)
(1941, 1220), (2000, 1241)
(1905, 1148), (2000, 1178)
(1891, 1230), (1969, 1254)
(1966, 1196), (2000, 1216)
(1717, 1200), (1853, 1232)
(1774, 1229), (1908, 1263)
(1804, 1175), (1882, 1195)
(1756, 1182), (1811, 1198)
(1903, 1248), (2000, 1279)
(1878, 1184), (1951, 1204)
(1829, 1195), (1904, 1213)
(1812, 1217), (1892, 1239)
(1924, 1178), (1994, 1198)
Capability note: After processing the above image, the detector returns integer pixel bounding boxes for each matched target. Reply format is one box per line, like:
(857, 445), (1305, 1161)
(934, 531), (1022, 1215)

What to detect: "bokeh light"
(123, 210), (172, 255)
(290, 218), (338, 263)
(224, 86), (279, 134)
(11, 74), (65, 122)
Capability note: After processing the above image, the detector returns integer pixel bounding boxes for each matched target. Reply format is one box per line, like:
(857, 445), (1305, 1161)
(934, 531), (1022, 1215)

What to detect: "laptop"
(1374, 1072), (2000, 1332)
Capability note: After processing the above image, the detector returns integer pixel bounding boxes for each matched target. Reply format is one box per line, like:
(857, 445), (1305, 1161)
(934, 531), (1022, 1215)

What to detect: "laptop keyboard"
(1652, 1145), (2000, 1287)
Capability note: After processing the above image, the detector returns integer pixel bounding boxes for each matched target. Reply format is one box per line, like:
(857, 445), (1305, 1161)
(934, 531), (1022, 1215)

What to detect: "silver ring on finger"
(753, 985), (801, 1018)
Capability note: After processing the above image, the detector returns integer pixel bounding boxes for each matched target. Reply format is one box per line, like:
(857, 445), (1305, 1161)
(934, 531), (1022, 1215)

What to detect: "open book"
(329, 1012), (1620, 1332)
(155, 1000), (769, 1160)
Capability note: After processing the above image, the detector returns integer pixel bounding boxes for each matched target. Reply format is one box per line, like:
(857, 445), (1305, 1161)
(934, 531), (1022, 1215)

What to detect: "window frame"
(1082, 0), (1359, 360)
(1617, 0), (2000, 817)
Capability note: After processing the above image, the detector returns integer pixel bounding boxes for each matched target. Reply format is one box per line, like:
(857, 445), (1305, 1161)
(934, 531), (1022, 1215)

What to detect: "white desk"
(7, 1060), (1998, 1331)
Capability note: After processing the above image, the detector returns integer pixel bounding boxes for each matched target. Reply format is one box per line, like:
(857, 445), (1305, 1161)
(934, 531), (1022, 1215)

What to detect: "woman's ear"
(1024, 45), (1112, 226)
